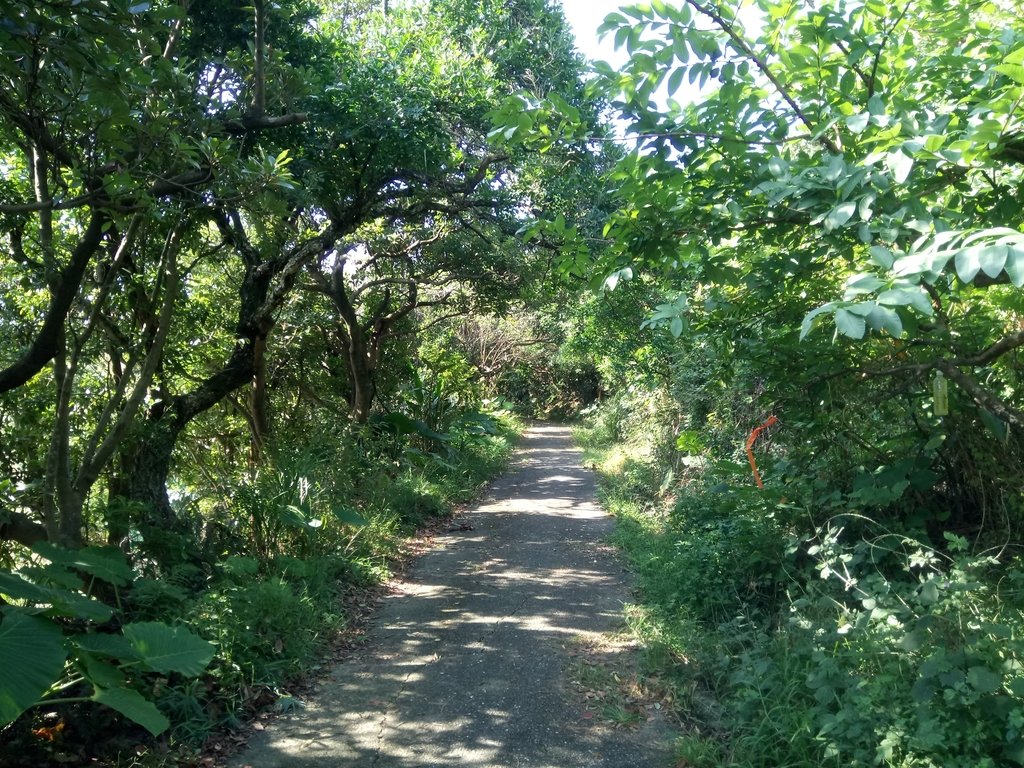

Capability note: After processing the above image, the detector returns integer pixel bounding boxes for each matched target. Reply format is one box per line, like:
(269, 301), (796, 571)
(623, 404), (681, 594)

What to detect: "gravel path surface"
(231, 423), (672, 768)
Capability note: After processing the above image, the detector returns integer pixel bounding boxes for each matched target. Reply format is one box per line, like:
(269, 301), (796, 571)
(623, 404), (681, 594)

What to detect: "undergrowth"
(0, 415), (520, 767)
(577, 403), (1024, 768)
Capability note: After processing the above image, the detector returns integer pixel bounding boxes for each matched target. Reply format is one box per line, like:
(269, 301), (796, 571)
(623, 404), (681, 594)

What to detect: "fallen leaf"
(32, 722), (65, 742)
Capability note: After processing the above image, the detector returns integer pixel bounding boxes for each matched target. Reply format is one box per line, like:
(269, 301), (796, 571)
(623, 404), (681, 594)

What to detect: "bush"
(579, 398), (1024, 768)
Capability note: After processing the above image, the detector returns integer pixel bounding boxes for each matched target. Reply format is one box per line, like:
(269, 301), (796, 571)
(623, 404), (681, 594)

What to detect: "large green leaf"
(824, 201), (856, 230)
(800, 302), (838, 340)
(122, 622), (214, 676)
(0, 609), (67, 727)
(955, 245), (986, 283)
(1005, 247), (1024, 287)
(78, 654), (127, 689)
(92, 686), (169, 736)
(877, 286), (934, 316)
(834, 307), (867, 339)
(330, 505), (368, 527)
(0, 572), (112, 622)
(33, 542), (133, 587)
(865, 304), (904, 338)
(73, 632), (140, 662)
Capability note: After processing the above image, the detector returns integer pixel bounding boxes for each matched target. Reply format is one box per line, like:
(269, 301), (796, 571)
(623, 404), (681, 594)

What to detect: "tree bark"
(0, 508), (48, 548)
(250, 334), (270, 463)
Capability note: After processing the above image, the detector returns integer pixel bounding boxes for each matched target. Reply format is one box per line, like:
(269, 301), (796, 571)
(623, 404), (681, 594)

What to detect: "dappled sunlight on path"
(231, 424), (671, 768)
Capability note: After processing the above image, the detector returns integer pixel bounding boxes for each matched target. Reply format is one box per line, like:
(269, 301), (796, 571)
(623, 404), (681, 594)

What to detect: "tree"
(0, 0), (319, 549)
(490, 0), (1024, 522)
(593, 0), (1024, 422)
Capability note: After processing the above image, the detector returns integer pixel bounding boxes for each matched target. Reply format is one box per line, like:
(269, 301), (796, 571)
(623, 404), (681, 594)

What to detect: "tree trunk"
(126, 339), (258, 529)
(347, 331), (375, 423)
(119, 223), (338, 555)
(0, 508), (48, 548)
(250, 335), (270, 462)
(0, 211), (106, 394)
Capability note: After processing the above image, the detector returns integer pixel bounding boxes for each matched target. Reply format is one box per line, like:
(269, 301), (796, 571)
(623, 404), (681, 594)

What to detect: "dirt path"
(231, 423), (672, 767)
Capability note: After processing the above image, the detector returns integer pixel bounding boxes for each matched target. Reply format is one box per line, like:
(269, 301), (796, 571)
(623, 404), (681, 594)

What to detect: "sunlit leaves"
(994, 46), (1024, 85)
(825, 202), (856, 231)
(641, 294), (689, 337)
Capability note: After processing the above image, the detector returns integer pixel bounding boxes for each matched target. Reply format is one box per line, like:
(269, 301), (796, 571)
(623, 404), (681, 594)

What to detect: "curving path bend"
(231, 423), (671, 768)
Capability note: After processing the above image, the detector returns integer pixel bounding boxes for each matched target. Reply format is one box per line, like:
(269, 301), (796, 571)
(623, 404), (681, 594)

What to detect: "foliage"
(0, 0), (574, 756)
(0, 543), (213, 736)
(488, 5), (1024, 760)
(580, 382), (1024, 767)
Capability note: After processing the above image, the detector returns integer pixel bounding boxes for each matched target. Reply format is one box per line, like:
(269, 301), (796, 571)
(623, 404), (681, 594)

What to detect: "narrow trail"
(232, 423), (671, 768)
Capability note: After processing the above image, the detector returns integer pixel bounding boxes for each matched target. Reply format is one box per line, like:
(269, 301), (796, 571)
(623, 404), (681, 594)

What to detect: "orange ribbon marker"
(745, 415), (779, 489)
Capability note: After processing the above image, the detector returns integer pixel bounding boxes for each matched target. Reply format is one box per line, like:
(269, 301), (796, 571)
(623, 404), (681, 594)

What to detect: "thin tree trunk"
(250, 334), (270, 463)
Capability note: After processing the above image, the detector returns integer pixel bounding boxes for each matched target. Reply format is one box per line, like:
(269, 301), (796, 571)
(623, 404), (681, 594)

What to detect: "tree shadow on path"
(232, 423), (672, 768)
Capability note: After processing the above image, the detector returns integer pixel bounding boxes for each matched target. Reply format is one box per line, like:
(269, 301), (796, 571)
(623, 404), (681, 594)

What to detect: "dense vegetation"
(4, 0), (1024, 766)
(534, 0), (1024, 765)
(0, 0), (599, 763)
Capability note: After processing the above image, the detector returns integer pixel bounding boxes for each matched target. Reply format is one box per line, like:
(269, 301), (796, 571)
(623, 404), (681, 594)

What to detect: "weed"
(580, 400), (1024, 768)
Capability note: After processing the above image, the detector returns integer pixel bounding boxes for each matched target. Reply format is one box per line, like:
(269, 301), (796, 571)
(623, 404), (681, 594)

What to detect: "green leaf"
(824, 202), (856, 230)
(834, 307), (867, 339)
(979, 409), (1009, 442)
(597, 12), (628, 35)
(865, 304), (903, 337)
(800, 302), (837, 340)
(603, 267), (633, 291)
(0, 572), (113, 622)
(33, 542), (133, 587)
(978, 244), (1008, 278)
(0, 609), (67, 727)
(869, 245), (895, 269)
(955, 245), (985, 282)
(666, 67), (685, 95)
(0, 572), (56, 603)
(886, 150), (913, 184)
(1006, 247), (1024, 287)
(845, 112), (869, 133)
(122, 622), (214, 676)
(1004, 46), (1024, 66)
(73, 633), (140, 662)
(919, 581), (940, 605)
(78, 654), (126, 690)
(966, 666), (1003, 694)
(877, 287), (934, 316)
(844, 273), (886, 298)
(995, 63), (1024, 84)
(92, 686), (169, 736)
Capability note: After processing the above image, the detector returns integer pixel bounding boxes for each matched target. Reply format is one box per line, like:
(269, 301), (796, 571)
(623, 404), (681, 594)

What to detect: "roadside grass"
(578, 418), (838, 768)
(565, 631), (669, 729)
(576, 410), (1024, 768)
(578, 423), (843, 768)
(575, 425), (728, 763)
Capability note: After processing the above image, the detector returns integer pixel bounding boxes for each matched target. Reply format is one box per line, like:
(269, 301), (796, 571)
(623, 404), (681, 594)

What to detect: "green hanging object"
(933, 369), (949, 416)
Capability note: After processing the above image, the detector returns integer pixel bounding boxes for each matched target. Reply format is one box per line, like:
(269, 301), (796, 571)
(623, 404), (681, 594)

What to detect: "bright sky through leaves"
(560, 0), (629, 67)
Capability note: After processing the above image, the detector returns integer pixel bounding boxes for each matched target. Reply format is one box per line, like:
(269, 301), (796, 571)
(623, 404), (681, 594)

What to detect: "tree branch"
(684, 0), (839, 153)
(0, 507), (48, 547)
(223, 113), (309, 134)
(0, 210), (107, 394)
(937, 361), (1024, 428)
